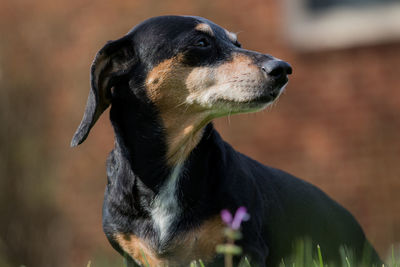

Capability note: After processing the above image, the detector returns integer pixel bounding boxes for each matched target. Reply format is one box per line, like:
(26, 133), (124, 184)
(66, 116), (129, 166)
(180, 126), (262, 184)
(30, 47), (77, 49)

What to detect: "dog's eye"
(193, 38), (210, 48)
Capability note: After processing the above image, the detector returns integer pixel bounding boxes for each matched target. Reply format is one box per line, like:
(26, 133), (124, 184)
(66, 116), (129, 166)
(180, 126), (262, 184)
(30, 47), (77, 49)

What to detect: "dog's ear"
(71, 36), (133, 147)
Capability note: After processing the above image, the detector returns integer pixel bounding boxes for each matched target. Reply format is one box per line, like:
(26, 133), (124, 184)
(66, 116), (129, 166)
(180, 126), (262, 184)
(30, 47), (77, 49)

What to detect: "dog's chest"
(114, 216), (225, 266)
(112, 164), (225, 266)
(150, 163), (183, 242)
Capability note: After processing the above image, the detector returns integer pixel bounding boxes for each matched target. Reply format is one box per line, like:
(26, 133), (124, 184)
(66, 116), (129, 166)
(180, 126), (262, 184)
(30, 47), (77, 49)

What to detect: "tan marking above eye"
(224, 29), (238, 43)
(195, 23), (214, 36)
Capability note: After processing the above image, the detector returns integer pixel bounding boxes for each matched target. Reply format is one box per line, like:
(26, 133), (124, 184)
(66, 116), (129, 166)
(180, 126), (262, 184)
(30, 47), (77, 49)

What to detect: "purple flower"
(221, 206), (250, 230)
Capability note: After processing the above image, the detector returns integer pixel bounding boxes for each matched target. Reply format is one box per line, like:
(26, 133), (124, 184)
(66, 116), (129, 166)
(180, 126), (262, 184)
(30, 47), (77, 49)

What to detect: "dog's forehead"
(127, 15), (235, 42)
(127, 16), (195, 36)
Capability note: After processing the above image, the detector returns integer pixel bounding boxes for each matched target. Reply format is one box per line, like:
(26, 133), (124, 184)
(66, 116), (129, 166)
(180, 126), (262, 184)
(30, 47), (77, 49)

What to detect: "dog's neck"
(111, 98), (217, 190)
(160, 109), (213, 166)
(110, 91), (170, 189)
(109, 79), (218, 184)
(110, 88), (226, 188)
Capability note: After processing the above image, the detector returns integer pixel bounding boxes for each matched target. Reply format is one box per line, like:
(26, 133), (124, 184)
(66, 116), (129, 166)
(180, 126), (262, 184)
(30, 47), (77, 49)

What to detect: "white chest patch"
(151, 163), (183, 243)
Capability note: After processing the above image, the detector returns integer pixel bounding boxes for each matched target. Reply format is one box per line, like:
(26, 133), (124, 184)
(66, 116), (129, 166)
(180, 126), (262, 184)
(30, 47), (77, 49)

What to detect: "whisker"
(183, 104), (190, 114)
(174, 101), (188, 109)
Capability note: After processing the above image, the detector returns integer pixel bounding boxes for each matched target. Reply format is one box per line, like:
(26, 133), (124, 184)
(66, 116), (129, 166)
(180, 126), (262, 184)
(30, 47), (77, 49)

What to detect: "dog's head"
(71, 15), (291, 162)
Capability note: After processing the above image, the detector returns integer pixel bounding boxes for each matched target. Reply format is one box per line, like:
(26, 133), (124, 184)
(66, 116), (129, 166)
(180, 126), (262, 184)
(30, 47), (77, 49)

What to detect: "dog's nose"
(261, 60), (292, 80)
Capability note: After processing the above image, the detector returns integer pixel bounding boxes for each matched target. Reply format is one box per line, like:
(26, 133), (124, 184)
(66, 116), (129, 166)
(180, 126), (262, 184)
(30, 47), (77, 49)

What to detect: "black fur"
(72, 16), (382, 266)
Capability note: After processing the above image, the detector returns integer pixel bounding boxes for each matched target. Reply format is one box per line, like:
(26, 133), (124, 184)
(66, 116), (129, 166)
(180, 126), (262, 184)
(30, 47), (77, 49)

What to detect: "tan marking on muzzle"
(185, 53), (263, 105)
(185, 53), (256, 91)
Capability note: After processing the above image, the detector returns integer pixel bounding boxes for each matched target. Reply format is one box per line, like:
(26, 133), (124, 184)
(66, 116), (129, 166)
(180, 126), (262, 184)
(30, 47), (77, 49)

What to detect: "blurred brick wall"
(1, 0), (399, 266)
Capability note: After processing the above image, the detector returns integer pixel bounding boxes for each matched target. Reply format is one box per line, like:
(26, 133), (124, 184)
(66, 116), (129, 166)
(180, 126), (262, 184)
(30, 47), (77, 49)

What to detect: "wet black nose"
(261, 60), (292, 79)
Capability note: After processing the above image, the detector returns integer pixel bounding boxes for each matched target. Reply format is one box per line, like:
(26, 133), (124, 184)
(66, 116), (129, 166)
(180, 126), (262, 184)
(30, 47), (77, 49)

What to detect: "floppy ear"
(71, 36), (133, 147)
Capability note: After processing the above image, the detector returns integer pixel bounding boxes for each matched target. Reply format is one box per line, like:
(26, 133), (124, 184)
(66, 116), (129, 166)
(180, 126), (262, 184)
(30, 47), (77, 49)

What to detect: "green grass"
(276, 240), (387, 267)
(88, 243), (400, 267)
(102, 244), (400, 267)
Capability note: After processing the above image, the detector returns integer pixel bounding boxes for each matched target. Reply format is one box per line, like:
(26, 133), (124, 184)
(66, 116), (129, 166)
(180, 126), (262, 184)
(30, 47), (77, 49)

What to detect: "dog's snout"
(261, 60), (292, 79)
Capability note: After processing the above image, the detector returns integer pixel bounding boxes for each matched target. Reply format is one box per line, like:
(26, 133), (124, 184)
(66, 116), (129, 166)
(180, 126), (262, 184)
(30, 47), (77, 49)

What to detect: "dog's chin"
(212, 85), (285, 115)
(210, 97), (271, 117)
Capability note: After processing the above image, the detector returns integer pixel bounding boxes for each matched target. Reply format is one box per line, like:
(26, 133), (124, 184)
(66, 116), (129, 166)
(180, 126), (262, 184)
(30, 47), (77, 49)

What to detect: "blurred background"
(1, 0), (399, 266)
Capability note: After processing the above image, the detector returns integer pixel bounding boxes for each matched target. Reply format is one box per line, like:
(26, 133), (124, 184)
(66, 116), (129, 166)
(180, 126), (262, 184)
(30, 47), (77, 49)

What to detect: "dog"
(71, 15), (382, 266)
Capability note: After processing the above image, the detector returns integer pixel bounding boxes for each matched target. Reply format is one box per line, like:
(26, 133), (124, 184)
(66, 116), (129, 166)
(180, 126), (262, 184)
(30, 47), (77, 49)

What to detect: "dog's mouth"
(212, 82), (287, 113)
(250, 78), (288, 102)
(242, 80), (287, 102)
(254, 83), (287, 102)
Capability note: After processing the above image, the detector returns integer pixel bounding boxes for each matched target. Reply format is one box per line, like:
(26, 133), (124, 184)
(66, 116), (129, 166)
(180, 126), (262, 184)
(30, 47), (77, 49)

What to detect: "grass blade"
(317, 244), (324, 267)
